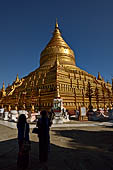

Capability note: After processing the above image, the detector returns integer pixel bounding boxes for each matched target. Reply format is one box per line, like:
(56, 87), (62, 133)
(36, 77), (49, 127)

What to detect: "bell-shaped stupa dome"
(40, 20), (76, 67)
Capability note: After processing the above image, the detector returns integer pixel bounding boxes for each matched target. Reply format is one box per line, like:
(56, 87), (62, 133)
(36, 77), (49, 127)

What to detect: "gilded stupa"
(0, 21), (113, 112)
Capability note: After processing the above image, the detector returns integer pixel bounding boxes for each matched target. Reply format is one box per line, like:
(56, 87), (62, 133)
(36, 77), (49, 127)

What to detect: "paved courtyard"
(0, 121), (113, 170)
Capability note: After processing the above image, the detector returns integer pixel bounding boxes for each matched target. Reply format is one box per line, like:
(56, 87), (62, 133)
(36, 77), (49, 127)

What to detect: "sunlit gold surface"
(0, 21), (113, 111)
(40, 23), (75, 67)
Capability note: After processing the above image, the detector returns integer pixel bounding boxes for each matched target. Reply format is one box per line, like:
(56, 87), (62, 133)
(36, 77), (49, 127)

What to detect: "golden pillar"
(31, 104), (34, 113)
(8, 105), (11, 112)
(15, 105), (18, 111)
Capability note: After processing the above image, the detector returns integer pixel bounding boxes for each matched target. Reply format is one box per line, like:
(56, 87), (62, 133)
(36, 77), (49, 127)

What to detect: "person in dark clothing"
(37, 110), (52, 163)
(48, 111), (54, 122)
(17, 114), (30, 170)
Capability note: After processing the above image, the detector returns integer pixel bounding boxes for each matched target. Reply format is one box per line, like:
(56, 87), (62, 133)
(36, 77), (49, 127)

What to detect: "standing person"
(37, 110), (51, 166)
(17, 114), (30, 170)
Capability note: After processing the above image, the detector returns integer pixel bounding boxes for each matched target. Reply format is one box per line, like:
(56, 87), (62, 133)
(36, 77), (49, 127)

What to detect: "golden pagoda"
(0, 21), (113, 112)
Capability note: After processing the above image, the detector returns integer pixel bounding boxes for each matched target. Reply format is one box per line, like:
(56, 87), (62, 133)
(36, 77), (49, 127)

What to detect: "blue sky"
(0, 0), (113, 88)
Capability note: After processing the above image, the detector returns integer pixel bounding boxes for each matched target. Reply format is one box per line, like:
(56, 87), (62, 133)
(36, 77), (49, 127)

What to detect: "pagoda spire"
(55, 18), (58, 28)
(53, 18), (61, 36)
(2, 81), (5, 91)
(97, 72), (102, 80)
(15, 74), (19, 82)
(40, 21), (76, 67)
(2, 81), (6, 97)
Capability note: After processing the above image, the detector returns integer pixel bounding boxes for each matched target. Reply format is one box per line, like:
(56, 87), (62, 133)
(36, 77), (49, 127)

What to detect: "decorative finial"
(97, 72), (102, 80)
(16, 74), (19, 82)
(2, 81), (5, 91)
(55, 18), (58, 28)
(2, 81), (6, 96)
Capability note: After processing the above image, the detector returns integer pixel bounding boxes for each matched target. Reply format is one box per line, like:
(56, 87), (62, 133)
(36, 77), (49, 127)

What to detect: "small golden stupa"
(0, 21), (113, 111)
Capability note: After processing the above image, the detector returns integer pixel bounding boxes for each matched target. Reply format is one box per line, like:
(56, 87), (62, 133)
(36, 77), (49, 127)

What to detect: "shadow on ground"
(1, 129), (113, 170)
